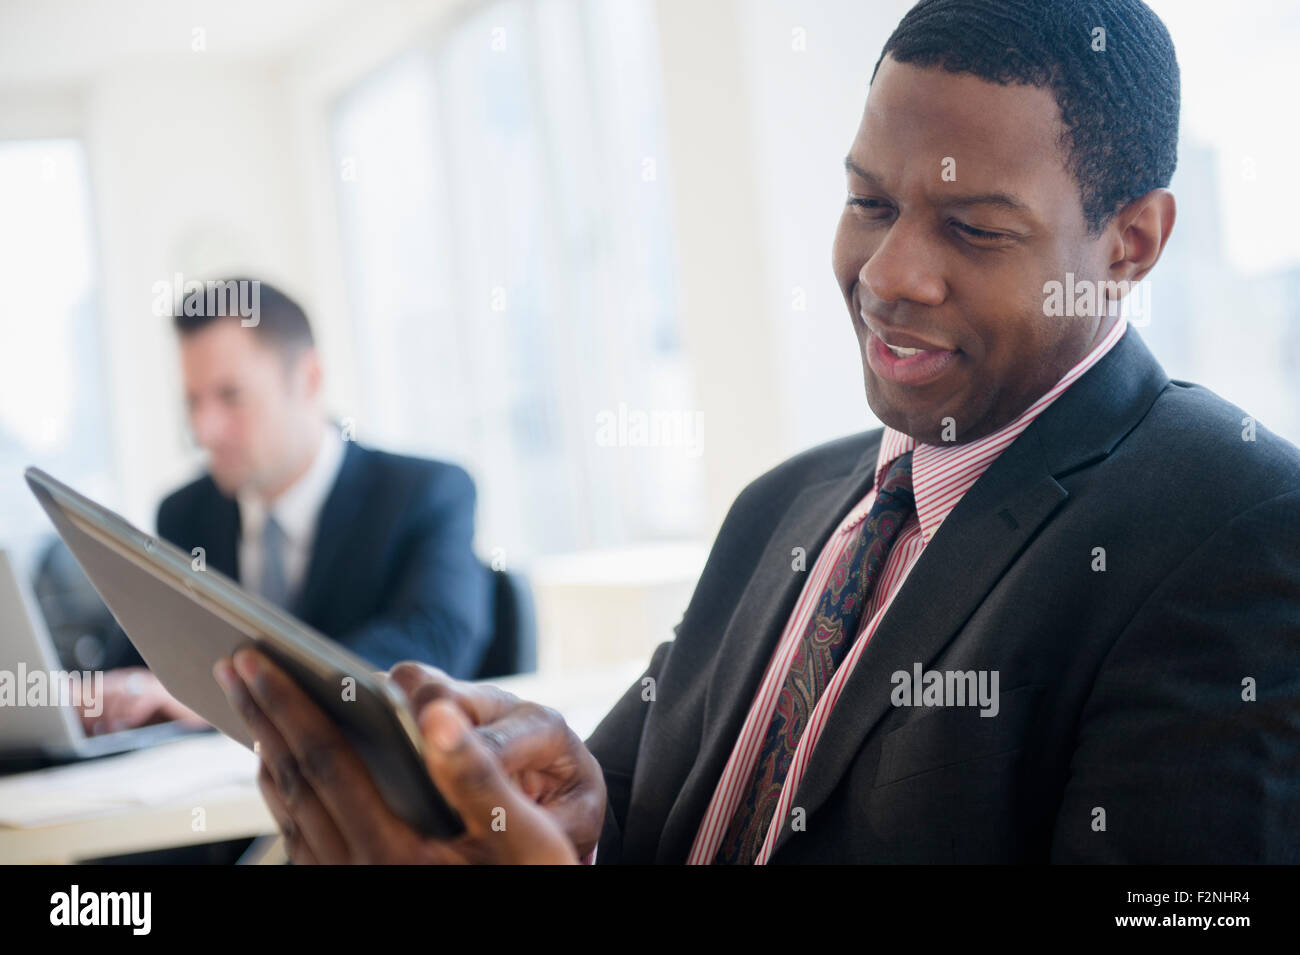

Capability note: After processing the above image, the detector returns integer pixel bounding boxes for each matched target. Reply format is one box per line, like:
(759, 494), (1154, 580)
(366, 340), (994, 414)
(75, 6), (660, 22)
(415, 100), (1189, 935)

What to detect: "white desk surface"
(0, 659), (646, 864)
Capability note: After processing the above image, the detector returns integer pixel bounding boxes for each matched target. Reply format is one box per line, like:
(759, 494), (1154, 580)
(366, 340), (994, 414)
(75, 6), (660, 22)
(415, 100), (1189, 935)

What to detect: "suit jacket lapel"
(293, 441), (367, 621)
(770, 327), (1171, 857)
(204, 482), (240, 582)
(656, 434), (883, 862)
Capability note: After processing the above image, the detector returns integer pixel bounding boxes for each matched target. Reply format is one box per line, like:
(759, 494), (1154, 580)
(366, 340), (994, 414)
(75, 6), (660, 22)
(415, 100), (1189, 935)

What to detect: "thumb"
(421, 700), (532, 841)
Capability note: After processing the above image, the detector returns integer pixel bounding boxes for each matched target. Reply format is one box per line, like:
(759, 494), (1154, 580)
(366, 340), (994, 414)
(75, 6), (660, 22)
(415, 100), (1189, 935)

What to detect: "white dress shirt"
(237, 425), (347, 602)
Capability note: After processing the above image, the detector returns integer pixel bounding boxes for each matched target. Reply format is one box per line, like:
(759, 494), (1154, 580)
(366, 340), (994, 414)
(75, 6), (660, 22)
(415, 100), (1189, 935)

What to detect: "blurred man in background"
(78, 279), (492, 733)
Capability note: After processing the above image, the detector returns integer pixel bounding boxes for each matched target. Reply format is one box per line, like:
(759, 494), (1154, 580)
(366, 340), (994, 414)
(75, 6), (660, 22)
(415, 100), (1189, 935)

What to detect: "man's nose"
(858, 216), (947, 308)
(188, 402), (226, 448)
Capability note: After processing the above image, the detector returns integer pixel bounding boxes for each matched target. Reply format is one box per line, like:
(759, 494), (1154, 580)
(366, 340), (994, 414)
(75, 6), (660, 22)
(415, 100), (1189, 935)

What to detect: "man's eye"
(952, 220), (1007, 241)
(847, 195), (889, 210)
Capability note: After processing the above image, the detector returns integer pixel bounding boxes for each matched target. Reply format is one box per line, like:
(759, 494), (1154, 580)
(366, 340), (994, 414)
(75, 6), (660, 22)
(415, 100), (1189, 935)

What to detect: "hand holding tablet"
(214, 648), (589, 864)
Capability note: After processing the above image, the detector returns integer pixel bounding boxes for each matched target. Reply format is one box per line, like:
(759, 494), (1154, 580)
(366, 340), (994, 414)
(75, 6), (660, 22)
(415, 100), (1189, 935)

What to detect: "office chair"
(474, 566), (538, 679)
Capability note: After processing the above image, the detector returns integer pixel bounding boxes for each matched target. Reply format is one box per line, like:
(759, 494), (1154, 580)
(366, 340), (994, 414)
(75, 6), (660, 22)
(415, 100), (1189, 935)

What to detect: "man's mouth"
(860, 310), (960, 386)
(883, 342), (927, 358)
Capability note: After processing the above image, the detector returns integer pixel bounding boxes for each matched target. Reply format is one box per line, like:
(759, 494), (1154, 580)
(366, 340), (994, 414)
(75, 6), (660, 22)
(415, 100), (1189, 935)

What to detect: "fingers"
(119, 692), (167, 729)
(217, 658), (352, 863)
(471, 702), (575, 775)
(419, 701), (577, 864)
(388, 663), (577, 778)
(254, 743), (352, 865)
(215, 650), (408, 863)
(388, 662), (605, 853)
(257, 764), (321, 865)
(85, 672), (166, 733)
(482, 704), (607, 853)
(218, 650), (581, 864)
(387, 662), (522, 726)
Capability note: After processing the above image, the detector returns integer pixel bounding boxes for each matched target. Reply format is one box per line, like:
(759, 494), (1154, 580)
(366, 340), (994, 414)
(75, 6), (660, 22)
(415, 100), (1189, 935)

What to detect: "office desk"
(0, 660), (646, 864)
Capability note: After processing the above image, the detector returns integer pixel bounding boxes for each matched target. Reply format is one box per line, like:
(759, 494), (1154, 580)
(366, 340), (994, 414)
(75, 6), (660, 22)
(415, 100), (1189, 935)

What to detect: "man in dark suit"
(216, 0), (1300, 864)
(154, 435), (489, 671)
(83, 280), (492, 734)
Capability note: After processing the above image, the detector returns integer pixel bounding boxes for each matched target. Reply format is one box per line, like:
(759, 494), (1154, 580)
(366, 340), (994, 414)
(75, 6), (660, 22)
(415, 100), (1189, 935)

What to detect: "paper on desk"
(0, 733), (259, 828)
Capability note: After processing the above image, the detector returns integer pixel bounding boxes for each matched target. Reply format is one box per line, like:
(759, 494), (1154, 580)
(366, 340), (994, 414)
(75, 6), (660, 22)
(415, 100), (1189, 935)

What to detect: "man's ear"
(1107, 187), (1177, 285)
(291, 347), (323, 401)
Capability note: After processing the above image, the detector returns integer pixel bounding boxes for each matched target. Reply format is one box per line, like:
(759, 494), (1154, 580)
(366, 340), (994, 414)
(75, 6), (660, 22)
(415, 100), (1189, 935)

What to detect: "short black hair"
(873, 0), (1180, 234)
(172, 278), (314, 354)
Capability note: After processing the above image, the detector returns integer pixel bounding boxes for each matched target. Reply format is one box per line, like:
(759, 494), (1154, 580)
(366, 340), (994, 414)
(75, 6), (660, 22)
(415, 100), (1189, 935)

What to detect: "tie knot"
(878, 450), (914, 502)
(262, 513), (286, 544)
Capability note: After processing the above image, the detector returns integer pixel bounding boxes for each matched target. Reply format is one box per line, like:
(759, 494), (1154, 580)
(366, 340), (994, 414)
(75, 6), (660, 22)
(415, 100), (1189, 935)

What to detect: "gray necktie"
(259, 515), (291, 608)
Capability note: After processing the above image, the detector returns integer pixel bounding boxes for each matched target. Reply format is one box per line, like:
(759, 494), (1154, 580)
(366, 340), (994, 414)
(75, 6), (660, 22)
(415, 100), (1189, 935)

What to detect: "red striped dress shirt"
(686, 317), (1129, 864)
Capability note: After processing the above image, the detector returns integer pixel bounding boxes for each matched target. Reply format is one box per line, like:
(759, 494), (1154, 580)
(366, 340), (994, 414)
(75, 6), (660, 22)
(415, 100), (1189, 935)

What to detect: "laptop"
(0, 548), (204, 767)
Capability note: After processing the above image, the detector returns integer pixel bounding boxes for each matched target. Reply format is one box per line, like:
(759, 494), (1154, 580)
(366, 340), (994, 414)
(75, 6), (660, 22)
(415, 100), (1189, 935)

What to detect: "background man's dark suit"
(587, 328), (1300, 863)
(153, 439), (493, 675)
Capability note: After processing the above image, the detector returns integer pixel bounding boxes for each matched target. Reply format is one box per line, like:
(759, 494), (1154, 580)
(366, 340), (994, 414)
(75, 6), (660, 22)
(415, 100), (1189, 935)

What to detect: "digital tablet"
(24, 466), (464, 839)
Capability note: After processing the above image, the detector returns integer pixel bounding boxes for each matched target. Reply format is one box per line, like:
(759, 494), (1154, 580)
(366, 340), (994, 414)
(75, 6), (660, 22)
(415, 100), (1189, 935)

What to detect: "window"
(0, 139), (112, 576)
(1135, 0), (1300, 443)
(332, 0), (702, 563)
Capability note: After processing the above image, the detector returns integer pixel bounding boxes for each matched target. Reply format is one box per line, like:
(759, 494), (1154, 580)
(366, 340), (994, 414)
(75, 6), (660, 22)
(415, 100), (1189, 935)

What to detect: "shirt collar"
(867, 317), (1129, 542)
(237, 425), (346, 546)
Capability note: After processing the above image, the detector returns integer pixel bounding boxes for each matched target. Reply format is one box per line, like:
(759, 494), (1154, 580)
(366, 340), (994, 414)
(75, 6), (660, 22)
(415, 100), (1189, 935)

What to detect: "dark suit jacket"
(587, 328), (1300, 863)
(153, 440), (493, 676)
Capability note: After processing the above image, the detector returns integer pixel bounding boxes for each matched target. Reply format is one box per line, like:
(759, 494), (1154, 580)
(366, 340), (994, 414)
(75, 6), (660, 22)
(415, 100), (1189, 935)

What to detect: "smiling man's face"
(832, 55), (1121, 445)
